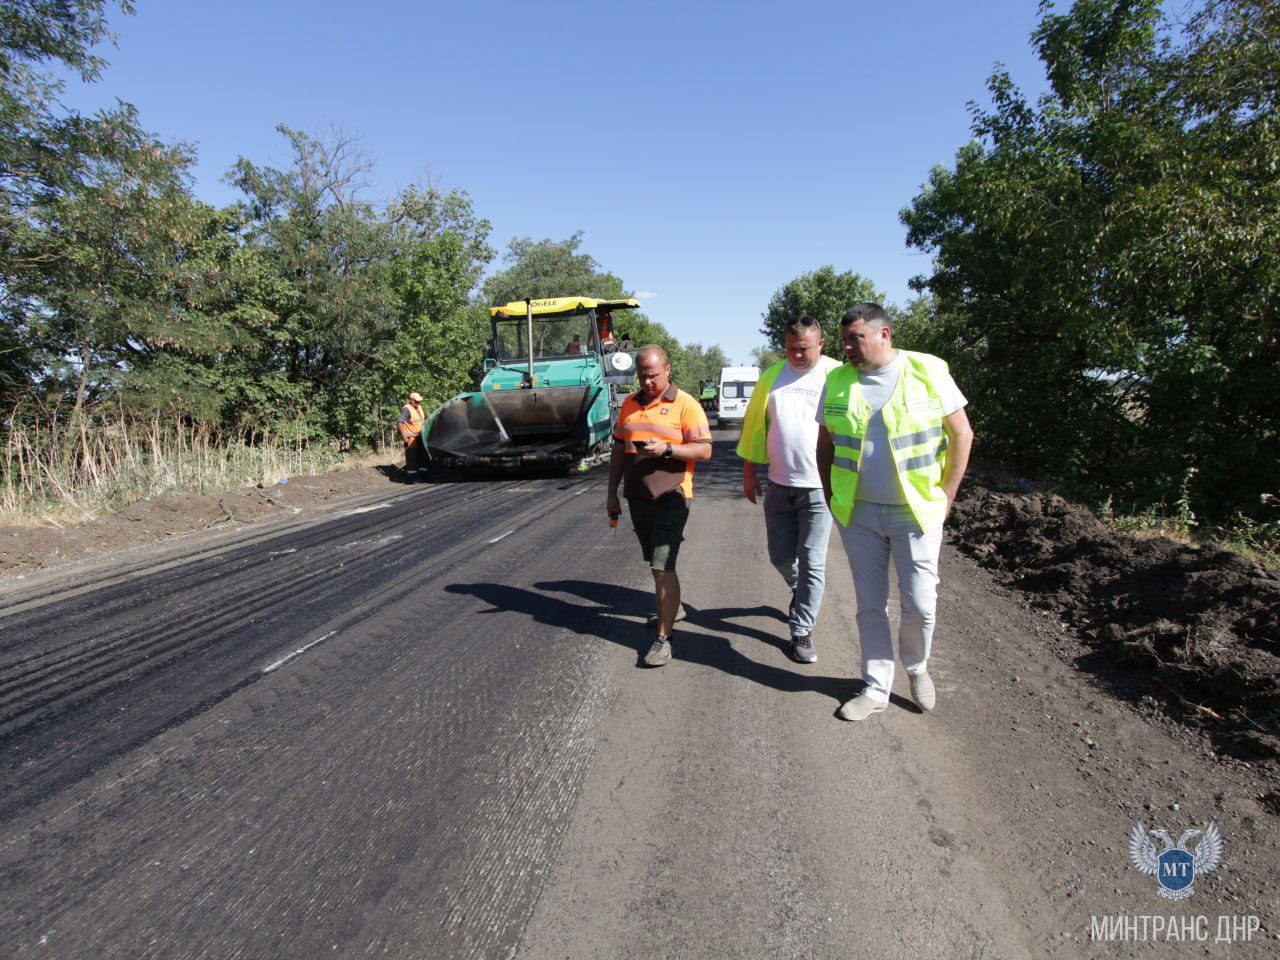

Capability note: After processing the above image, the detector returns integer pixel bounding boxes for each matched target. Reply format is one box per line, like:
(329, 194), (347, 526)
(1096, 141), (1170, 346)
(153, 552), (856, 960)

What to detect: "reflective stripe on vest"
(822, 351), (952, 532)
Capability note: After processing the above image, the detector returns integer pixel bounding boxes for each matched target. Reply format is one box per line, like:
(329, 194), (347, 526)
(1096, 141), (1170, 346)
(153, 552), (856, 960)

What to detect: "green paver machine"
(422, 296), (642, 471)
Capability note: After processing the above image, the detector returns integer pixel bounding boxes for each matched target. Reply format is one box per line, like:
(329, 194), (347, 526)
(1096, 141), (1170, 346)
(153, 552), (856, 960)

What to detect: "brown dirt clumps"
(0, 465), (399, 578)
(949, 477), (1280, 762)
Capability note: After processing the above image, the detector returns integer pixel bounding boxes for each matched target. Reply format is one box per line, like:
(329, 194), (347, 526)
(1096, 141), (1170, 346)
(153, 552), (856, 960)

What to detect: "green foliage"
(901, 0), (1280, 521)
(749, 345), (782, 370)
(226, 126), (400, 442)
(370, 186), (495, 427)
(482, 232), (624, 305)
(1, 1), (145, 403)
(615, 312), (690, 386)
(679, 343), (730, 391)
(760, 266), (886, 360)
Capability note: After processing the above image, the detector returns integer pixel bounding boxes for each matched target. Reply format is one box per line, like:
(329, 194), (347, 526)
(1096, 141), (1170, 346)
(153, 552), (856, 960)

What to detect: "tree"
(680, 342), (730, 390)
(760, 266), (886, 360)
(362, 184), (495, 436)
(901, 0), (1279, 520)
(482, 232), (624, 305)
(13, 137), (222, 419)
(0, 0), (153, 405)
(750, 346), (782, 370)
(226, 126), (399, 442)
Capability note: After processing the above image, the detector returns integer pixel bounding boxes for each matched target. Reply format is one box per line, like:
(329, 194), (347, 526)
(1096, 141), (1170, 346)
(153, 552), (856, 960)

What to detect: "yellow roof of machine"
(488, 296), (642, 318)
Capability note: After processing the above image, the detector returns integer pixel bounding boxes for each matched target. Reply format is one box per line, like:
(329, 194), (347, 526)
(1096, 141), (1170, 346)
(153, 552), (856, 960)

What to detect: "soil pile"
(949, 478), (1280, 761)
(0, 465), (399, 577)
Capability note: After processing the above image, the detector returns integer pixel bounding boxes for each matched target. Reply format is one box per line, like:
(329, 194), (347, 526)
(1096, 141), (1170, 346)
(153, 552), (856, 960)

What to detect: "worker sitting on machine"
(485, 336), (512, 361)
(598, 311), (617, 352)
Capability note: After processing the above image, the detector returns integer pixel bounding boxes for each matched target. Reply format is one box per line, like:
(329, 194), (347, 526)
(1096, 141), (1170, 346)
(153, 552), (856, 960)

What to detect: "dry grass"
(1099, 497), (1280, 571)
(1, 410), (354, 526)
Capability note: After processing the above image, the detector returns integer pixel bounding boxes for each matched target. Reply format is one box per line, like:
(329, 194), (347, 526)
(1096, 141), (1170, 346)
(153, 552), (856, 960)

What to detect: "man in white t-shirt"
(737, 316), (842, 663)
(815, 303), (973, 720)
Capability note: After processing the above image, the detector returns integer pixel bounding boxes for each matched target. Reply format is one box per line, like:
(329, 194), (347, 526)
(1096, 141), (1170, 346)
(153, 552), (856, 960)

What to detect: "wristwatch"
(663, 443), (674, 459)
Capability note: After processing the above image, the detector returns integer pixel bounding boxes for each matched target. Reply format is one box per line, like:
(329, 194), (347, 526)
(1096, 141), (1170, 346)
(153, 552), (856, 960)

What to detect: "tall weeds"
(1, 409), (343, 524)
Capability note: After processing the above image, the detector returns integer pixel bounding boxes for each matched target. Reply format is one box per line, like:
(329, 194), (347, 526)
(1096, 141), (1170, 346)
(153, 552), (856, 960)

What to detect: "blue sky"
(61, 1), (1052, 364)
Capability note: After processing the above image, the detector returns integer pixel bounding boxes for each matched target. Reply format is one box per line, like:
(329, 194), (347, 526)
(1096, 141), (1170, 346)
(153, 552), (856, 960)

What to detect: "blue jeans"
(763, 483), (833, 637)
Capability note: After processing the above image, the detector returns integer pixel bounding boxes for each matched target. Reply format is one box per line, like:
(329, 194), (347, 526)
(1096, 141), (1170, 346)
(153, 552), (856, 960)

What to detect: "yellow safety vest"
(822, 351), (952, 532)
(736, 356), (841, 464)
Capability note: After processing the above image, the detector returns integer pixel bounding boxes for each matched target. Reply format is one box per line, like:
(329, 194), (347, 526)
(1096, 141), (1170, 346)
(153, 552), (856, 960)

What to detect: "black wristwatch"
(662, 443), (674, 459)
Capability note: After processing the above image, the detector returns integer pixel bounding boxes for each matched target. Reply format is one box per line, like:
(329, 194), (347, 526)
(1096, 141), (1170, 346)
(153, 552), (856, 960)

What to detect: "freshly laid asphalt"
(1, 437), (1275, 959)
(1, 464), (652, 958)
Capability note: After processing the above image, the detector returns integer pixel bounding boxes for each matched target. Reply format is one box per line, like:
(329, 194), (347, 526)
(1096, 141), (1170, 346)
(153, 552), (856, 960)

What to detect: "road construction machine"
(421, 296), (642, 472)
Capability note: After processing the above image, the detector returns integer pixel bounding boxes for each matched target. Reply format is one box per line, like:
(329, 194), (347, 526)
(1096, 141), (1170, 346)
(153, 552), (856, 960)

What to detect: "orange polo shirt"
(613, 383), (711, 500)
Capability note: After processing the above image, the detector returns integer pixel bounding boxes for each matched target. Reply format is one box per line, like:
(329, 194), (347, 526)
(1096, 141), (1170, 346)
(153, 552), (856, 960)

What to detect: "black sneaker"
(643, 636), (672, 667)
(789, 633), (816, 664)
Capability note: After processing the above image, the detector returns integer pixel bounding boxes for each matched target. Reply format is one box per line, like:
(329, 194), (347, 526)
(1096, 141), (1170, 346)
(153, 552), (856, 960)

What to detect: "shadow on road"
(444, 578), (904, 709)
(692, 431), (749, 500)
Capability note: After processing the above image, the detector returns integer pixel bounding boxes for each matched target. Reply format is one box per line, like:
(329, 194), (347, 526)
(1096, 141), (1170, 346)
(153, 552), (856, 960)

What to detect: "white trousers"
(836, 500), (943, 703)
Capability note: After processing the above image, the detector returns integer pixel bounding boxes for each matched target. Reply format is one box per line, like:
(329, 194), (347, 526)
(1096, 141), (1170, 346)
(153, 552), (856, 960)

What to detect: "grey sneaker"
(646, 606), (686, 629)
(789, 633), (816, 664)
(909, 671), (936, 711)
(836, 694), (888, 721)
(643, 636), (672, 667)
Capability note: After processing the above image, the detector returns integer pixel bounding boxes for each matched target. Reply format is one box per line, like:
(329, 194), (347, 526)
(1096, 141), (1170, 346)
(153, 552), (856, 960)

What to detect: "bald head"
(636, 344), (668, 365)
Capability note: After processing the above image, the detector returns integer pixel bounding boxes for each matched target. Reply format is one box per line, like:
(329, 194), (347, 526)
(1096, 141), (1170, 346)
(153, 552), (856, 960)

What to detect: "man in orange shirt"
(607, 346), (713, 666)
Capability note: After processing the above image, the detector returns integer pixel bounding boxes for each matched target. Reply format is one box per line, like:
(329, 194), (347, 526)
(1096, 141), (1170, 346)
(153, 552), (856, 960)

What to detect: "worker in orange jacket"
(397, 392), (426, 480)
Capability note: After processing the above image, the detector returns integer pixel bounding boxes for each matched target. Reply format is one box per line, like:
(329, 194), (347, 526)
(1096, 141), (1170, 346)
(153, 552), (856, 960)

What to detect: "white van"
(715, 366), (760, 429)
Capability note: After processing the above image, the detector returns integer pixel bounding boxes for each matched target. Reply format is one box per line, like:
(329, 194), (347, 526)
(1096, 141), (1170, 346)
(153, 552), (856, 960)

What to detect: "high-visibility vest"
(822, 351), (952, 532)
(399, 403), (425, 441)
(736, 356), (841, 464)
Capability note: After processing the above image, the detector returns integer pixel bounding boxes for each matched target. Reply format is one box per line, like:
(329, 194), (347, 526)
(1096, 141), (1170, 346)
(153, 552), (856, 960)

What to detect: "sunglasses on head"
(785, 316), (822, 330)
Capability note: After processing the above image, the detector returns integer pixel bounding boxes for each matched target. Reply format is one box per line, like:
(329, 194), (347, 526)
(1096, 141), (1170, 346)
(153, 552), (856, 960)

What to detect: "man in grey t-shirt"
(815, 303), (973, 721)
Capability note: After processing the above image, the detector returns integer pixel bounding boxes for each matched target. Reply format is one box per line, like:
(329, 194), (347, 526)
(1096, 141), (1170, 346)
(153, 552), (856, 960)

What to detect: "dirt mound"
(949, 478), (1280, 761)
(0, 465), (400, 577)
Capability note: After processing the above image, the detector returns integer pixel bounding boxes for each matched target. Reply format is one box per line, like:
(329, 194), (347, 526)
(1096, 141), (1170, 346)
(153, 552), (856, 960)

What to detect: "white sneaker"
(837, 694), (888, 721)
(909, 672), (936, 712)
(643, 636), (672, 667)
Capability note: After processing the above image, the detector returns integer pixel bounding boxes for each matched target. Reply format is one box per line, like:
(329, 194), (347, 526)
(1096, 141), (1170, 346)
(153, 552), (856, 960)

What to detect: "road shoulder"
(517, 483), (1279, 958)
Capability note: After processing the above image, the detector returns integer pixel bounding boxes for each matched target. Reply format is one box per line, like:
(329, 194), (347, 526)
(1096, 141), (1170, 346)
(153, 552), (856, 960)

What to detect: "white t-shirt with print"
(814, 352), (967, 504)
(765, 356), (842, 488)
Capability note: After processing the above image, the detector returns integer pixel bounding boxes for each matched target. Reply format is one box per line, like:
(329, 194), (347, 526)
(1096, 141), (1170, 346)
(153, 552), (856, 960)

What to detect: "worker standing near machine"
(397, 391), (426, 480)
(606, 346), (712, 667)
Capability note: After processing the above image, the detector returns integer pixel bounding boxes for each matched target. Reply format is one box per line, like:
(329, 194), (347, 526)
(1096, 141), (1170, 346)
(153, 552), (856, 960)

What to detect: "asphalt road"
(0, 463), (655, 959)
(1, 436), (1276, 959)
